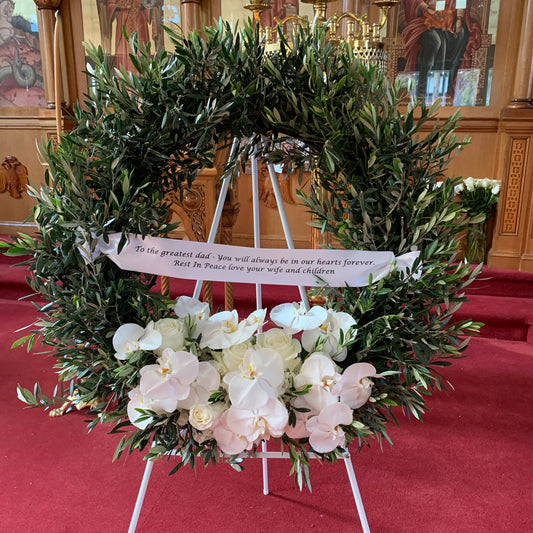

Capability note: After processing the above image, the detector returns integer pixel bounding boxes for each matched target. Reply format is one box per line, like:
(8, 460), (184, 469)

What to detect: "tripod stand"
(127, 138), (371, 533)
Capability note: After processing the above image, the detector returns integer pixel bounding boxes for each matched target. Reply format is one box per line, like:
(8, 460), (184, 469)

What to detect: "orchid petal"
(113, 323), (145, 359)
(138, 322), (162, 351)
(340, 362), (379, 409)
(307, 402), (352, 453)
(212, 411), (249, 455)
(270, 302), (327, 334)
(228, 376), (270, 409)
(173, 296), (210, 321)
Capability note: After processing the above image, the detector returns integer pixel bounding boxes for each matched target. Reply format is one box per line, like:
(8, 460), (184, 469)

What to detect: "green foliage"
(5, 20), (480, 485)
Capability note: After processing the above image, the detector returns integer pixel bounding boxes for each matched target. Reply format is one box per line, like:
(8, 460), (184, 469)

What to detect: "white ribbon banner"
(98, 234), (419, 287)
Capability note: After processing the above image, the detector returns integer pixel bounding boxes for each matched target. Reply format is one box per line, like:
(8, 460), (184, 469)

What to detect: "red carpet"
(1, 252), (533, 532)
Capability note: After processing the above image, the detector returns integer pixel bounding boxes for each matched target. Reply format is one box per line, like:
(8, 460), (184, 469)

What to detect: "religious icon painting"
(81, 0), (180, 72)
(393, 0), (501, 107)
(0, 0), (45, 107)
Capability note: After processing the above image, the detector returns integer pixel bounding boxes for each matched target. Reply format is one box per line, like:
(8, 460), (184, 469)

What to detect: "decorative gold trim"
(501, 138), (528, 234)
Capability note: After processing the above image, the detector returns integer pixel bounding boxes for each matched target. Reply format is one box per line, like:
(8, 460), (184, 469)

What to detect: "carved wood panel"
(0, 155), (28, 199)
(501, 138), (528, 234)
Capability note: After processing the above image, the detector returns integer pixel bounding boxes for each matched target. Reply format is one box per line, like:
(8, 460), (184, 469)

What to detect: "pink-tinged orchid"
(139, 348), (199, 404)
(198, 310), (263, 350)
(212, 410), (251, 455)
(225, 397), (289, 443)
(224, 348), (285, 409)
(173, 295), (210, 322)
(340, 362), (380, 409)
(270, 302), (328, 334)
(293, 353), (342, 412)
(306, 401), (353, 453)
(301, 309), (356, 362)
(127, 386), (178, 429)
(178, 361), (221, 410)
(113, 321), (162, 360)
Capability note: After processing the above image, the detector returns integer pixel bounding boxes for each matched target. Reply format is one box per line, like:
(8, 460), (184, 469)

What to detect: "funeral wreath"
(2, 21), (481, 488)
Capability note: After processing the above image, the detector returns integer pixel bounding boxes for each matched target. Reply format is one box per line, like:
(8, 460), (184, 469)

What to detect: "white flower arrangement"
(114, 297), (380, 457)
(455, 177), (501, 219)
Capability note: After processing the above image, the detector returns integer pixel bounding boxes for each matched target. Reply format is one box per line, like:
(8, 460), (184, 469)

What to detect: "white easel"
(127, 139), (371, 533)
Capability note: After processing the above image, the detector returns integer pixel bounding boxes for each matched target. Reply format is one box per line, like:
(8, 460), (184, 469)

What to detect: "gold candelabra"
(244, 0), (399, 68)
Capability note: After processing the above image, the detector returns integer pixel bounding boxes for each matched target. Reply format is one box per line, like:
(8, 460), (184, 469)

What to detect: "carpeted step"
(466, 266), (533, 299)
(0, 262), (36, 301)
(455, 293), (533, 342)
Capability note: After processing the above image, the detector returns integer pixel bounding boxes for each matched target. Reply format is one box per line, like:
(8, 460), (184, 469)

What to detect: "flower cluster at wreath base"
(114, 296), (380, 456)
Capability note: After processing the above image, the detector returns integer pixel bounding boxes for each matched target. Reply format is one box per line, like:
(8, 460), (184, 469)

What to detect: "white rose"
(491, 181), (500, 195)
(189, 403), (224, 431)
(464, 177), (475, 191)
(255, 328), (301, 371)
(153, 318), (186, 355)
(480, 178), (490, 189)
(221, 340), (253, 373)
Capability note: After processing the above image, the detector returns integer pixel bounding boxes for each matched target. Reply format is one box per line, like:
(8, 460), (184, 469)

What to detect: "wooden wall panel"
(0, 114), (56, 235)
(232, 170), (312, 249)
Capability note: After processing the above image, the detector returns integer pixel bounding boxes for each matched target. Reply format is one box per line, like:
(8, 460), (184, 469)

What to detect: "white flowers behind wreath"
(113, 297), (380, 456)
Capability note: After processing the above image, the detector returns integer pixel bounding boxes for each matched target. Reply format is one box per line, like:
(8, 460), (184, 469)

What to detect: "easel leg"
(250, 150), (269, 496)
(193, 138), (240, 300)
(251, 151), (263, 309)
(128, 459), (155, 533)
(261, 440), (269, 495)
(343, 454), (371, 533)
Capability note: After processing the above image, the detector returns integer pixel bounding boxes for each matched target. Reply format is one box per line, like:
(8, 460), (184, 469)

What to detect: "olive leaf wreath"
(4, 20), (480, 487)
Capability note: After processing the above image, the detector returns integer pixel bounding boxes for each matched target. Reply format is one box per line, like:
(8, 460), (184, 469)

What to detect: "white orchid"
(173, 295), (210, 322)
(306, 401), (353, 453)
(270, 302), (328, 334)
(178, 361), (221, 410)
(113, 321), (162, 360)
(301, 309), (356, 362)
(198, 309), (264, 350)
(224, 347), (285, 409)
(293, 353), (342, 412)
(245, 308), (267, 330)
(126, 386), (178, 429)
(139, 348), (199, 406)
(225, 397), (289, 444)
(340, 362), (379, 409)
